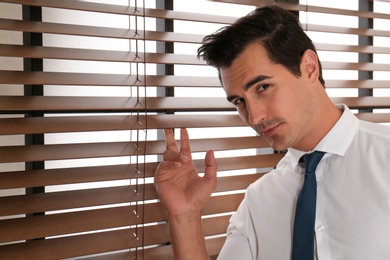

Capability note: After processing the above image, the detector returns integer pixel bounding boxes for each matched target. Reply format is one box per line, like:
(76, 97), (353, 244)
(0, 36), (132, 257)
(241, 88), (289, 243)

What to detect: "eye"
(232, 97), (245, 106)
(257, 84), (270, 92)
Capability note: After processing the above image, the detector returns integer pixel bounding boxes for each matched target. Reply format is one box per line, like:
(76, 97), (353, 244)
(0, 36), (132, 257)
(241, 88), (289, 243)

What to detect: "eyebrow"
(226, 75), (272, 103)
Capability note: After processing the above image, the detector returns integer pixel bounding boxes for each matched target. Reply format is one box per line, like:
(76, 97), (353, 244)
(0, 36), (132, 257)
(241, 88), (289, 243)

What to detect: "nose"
(246, 100), (266, 126)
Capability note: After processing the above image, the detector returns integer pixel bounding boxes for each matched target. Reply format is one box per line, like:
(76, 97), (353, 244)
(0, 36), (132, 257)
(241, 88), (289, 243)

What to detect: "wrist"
(167, 211), (208, 260)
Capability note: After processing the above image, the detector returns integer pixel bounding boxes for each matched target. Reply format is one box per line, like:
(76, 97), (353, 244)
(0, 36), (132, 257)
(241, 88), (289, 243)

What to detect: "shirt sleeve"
(217, 199), (256, 260)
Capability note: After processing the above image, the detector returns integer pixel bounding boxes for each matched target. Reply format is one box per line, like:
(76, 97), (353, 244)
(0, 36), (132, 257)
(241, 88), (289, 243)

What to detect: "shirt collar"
(288, 104), (359, 169)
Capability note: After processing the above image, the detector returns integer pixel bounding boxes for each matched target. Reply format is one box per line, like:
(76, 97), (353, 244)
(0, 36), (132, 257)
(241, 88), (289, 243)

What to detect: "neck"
(296, 88), (342, 152)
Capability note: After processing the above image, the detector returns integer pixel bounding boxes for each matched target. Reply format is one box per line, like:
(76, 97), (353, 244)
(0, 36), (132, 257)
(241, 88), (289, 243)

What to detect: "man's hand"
(154, 128), (217, 259)
(154, 128), (217, 217)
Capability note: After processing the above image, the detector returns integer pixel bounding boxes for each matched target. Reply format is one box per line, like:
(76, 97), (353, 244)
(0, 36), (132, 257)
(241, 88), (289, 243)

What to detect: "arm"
(218, 200), (254, 260)
(154, 128), (217, 260)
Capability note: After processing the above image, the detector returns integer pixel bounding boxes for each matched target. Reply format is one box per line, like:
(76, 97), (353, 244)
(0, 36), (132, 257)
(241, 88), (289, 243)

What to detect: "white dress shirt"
(218, 105), (390, 260)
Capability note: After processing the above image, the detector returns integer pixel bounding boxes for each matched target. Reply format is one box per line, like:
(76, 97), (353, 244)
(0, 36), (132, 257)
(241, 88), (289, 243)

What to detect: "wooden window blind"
(1, 0), (389, 259)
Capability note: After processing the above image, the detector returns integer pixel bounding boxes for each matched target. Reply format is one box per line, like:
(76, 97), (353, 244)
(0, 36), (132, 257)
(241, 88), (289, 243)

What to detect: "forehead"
(220, 43), (275, 90)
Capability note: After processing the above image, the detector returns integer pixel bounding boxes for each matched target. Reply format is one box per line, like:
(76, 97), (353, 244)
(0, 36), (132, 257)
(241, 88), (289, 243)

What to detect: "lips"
(261, 124), (280, 137)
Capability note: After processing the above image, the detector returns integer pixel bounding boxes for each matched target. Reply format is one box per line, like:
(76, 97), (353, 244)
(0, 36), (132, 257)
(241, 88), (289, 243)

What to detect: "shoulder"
(358, 120), (390, 140)
(245, 152), (299, 199)
(344, 120), (390, 168)
(356, 120), (390, 149)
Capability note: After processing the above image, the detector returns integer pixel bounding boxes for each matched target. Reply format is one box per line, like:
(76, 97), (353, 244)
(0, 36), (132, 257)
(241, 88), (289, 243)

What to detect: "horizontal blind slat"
(0, 160), (267, 190)
(0, 0), (236, 24)
(0, 114), (245, 136)
(331, 97), (390, 108)
(212, 154), (284, 171)
(0, 185), (155, 216)
(77, 236), (226, 260)
(6, 0), (390, 23)
(0, 194), (239, 243)
(315, 43), (390, 54)
(0, 18), (204, 43)
(322, 61), (390, 71)
(0, 228), (141, 260)
(356, 112), (390, 123)
(325, 80), (390, 89)
(218, 0), (390, 20)
(0, 215), (229, 260)
(1, 71), (389, 88)
(0, 206), (141, 243)
(0, 154), (279, 186)
(0, 164), (156, 189)
(0, 142), (158, 163)
(2, 96), (389, 112)
(2, 110), (388, 138)
(0, 71), (221, 86)
(0, 140), (276, 163)
(279, 1), (390, 19)
(141, 214), (232, 247)
(0, 96), (233, 112)
(4, 44), (390, 63)
(304, 23), (390, 37)
(0, 44), (205, 64)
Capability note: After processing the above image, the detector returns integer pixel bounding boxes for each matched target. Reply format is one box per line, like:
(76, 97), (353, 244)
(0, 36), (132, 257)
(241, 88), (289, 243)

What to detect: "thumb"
(204, 149), (217, 182)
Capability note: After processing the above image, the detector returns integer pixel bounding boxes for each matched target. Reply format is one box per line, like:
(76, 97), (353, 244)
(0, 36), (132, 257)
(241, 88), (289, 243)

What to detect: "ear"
(301, 49), (319, 84)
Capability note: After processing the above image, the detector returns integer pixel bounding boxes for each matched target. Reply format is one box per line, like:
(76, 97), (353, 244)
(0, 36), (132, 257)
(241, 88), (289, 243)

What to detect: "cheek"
(273, 81), (303, 118)
(266, 90), (287, 118)
(237, 108), (249, 124)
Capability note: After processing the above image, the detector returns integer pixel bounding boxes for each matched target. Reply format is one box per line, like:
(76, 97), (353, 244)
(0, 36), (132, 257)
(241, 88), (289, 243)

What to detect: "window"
(1, 0), (389, 259)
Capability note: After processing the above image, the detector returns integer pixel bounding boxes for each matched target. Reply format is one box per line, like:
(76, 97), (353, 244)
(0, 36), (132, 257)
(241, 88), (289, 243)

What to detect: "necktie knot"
(302, 151), (326, 174)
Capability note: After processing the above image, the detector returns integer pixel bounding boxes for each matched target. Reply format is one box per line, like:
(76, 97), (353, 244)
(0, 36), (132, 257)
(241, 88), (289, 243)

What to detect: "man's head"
(197, 5), (340, 152)
(197, 4), (325, 86)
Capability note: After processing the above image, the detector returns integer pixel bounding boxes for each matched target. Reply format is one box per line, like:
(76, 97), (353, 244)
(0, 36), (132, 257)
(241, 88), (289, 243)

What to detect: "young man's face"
(220, 43), (317, 151)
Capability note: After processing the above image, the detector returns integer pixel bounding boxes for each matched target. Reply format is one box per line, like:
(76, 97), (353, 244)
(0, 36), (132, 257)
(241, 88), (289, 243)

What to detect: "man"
(154, 5), (390, 260)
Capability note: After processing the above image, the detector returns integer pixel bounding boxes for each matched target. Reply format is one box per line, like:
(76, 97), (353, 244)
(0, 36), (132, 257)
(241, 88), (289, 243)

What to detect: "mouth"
(261, 124), (280, 138)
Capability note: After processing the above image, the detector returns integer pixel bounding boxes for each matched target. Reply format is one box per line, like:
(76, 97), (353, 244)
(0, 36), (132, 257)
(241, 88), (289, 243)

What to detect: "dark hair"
(197, 5), (325, 86)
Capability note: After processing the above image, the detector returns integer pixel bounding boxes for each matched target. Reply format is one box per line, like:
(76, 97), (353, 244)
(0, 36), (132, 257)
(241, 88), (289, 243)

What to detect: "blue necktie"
(292, 151), (326, 260)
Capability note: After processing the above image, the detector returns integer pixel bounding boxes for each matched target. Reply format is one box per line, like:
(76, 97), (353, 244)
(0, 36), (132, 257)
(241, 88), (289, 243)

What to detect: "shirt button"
(316, 225), (325, 232)
(316, 181), (321, 187)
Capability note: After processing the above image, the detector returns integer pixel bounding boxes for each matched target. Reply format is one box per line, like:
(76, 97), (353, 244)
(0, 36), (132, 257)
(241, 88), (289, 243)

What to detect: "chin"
(268, 139), (290, 152)
(271, 145), (287, 152)
(262, 138), (282, 151)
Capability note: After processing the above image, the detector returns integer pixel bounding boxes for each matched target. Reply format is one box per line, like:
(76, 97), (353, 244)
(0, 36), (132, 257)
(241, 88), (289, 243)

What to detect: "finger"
(164, 128), (178, 153)
(204, 149), (217, 184)
(162, 150), (181, 162)
(179, 128), (192, 159)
